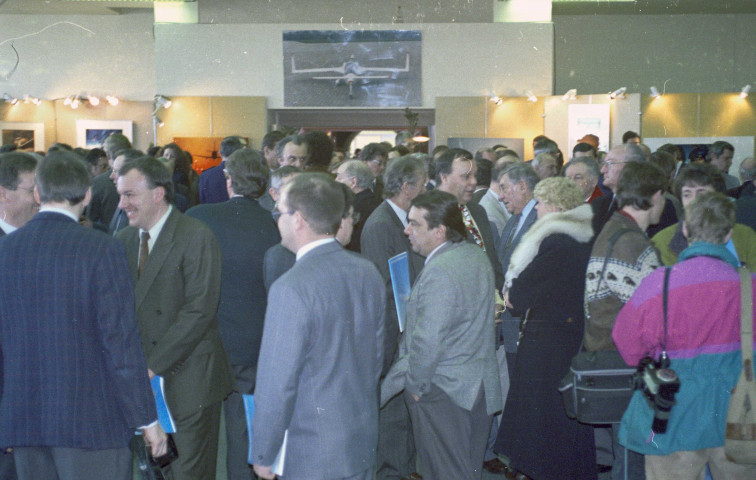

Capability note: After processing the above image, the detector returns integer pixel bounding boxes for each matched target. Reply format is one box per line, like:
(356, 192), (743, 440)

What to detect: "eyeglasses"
(272, 208), (295, 222)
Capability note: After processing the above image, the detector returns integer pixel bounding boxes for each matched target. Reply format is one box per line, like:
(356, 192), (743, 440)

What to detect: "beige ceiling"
(0, 0), (754, 16)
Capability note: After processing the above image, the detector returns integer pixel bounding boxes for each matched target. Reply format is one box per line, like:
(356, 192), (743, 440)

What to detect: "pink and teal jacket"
(612, 245), (756, 455)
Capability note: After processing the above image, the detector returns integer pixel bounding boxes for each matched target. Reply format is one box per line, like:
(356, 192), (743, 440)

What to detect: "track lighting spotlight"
(153, 113), (165, 128)
(106, 95), (119, 106)
(70, 97), (80, 109)
(87, 95), (100, 106)
(3, 93), (18, 105)
(608, 87), (627, 99)
(489, 94), (503, 105)
(154, 95), (172, 109)
(562, 89), (577, 101)
(526, 91), (537, 103)
(740, 85), (751, 99)
(650, 86), (660, 98)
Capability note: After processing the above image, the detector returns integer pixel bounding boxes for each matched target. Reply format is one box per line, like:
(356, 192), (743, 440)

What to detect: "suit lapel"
(134, 209), (179, 309)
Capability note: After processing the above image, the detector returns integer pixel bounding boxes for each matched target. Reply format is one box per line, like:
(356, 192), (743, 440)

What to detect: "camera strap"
(661, 267), (671, 368)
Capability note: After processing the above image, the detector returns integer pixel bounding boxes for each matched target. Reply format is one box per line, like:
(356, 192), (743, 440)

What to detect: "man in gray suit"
(473, 157), (518, 251)
(381, 190), (502, 480)
(252, 173), (385, 480)
(361, 155), (427, 480)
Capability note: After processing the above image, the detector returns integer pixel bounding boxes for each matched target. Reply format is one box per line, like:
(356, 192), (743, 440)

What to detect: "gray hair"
(502, 162), (539, 192)
(339, 160), (374, 190)
(565, 156), (600, 179)
(384, 155), (426, 198)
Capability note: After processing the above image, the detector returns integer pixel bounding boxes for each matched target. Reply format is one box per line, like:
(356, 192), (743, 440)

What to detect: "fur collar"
(505, 203), (594, 289)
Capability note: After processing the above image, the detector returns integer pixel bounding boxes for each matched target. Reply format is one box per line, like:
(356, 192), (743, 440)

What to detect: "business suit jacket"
(186, 196), (281, 371)
(262, 243), (296, 293)
(468, 201), (505, 290)
(381, 242), (502, 415)
(475, 189), (511, 253)
(0, 212), (156, 449)
(252, 241), (385, 480)
(86, 170), (119, 227)
(346, 188), (381, 253)
(117, 208), (233, 419)
(198, 161), (229, 204)
(361, 200), (425, 376)
(498, 207), (538, 277)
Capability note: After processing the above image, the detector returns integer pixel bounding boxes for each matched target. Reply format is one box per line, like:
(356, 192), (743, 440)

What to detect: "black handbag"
(558, 228), (639, 424)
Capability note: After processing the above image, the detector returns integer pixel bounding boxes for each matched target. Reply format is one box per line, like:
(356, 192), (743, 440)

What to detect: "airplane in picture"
(291, 53), (410, 99)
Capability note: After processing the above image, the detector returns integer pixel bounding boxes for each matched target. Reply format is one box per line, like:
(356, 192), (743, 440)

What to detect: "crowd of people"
(0, 129), (754, 480)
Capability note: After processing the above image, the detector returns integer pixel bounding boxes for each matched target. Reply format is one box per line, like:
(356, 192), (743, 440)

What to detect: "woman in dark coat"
(494, 177), (597, 480)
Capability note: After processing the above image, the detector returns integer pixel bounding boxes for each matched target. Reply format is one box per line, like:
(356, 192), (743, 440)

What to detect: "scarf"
(678, 241), (740, 268)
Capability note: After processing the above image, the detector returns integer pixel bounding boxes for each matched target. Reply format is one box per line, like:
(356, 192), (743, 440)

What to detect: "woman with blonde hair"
(495, 177), (598, 480)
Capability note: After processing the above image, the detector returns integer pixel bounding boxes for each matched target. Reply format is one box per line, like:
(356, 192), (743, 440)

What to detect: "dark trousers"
(407, 384), (491, 480)
(14, 446), (131, 480)
(170, 400), (223, 480)
(376, 391), (416, 479)
(224, 364), (257, 480)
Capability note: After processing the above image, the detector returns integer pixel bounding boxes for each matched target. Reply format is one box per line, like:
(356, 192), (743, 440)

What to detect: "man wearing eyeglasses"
(252, 173), (385, 480)
(360, 142), (389, 198)
(590, 144), (646, 234)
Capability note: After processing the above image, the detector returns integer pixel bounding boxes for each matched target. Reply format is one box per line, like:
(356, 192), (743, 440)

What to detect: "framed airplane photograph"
(0, 122), (44, 152)
(283, 30), (422, 108)
(75, 120), (133, 149)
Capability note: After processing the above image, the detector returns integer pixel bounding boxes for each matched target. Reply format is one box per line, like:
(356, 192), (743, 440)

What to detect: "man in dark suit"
(436, 148), (504, 290)
(335, 159), (381, 252)
(186, 148), (280, 480)
(86, 132), (130, 229)
(198, 135), (244, 204)
(381, 190), (502, 480)
(252, 173), (385, 480)
(0, 151), (166, 480)
(0, 152), (38, 237)
(116, 157), (233, 480)
(361, 155), (427, 480)
(107, 148), (143, 235)
(360, 142), (389, 199)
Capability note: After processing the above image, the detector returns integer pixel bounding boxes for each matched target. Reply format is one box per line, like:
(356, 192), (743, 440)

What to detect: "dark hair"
(706, 141), (734, 161)
(431, 144), (448, 157)
(533, 137), (558, 156)
(119, 156), (175, 204)
(657, 143), (684, 162)
(410, 190), (466, 242)
(622, 131), (640, 143)
(225, 148), (269, 199)
(47, 142), (73, 154)
(116, 148), (145, 163)
(572, 142), (597, 157)
(649, 150), (676, 178)
(433, 148), (473, 184)
(284, 173), (343, 235)
(220, 136), (245, 158)
(0, 144), (17, 153)
(389, 144), (410, 156)
(474, 157), (492, 186)
(0, 152), (37, 189)
(275, 134), (308, 161)
(302, 131), (333, 171)
(261, 131), (286, 151)
(383, 155), (426, 198)
(84, 148), (106, 168)
(36, 151), (90, 205)
(495, 148), (519, 160)
(359, 142), (389, 162)
(616, 161), (668, 210)
(673, 163), (725, 199)
(688, 145), (708, 163)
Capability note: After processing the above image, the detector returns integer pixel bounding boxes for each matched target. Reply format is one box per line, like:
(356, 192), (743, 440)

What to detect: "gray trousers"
(376, 391), (416, 479)
(14, 446), (131, 480)
(407, 384), (491, 480)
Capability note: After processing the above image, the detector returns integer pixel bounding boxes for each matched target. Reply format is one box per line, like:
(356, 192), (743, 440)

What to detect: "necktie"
(138, 231), (150, 278)
(460, 205), (486, 251)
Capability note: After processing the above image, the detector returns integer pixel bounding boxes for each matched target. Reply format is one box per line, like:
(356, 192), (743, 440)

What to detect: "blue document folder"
(388, 251), (411, 332)
(243, 394), (287, 475)
(151, 376), (176, 434)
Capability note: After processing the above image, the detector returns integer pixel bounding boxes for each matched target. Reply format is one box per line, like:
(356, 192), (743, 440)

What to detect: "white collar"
(425, 241), (449, 265)
(296, 237), (337, 261)
(386, 198), (409, 228)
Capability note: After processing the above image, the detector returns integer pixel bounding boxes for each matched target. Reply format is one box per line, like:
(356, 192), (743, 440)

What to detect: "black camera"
(633, 355), (680, 433)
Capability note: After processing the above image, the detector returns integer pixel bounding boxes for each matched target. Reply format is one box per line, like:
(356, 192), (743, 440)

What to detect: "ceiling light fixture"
(740, 85), (751, 99)
(154, 95), (172, 109)
(562, 89), (577, 101)
(526, 91), (537, 103)
(3, 93), (18, 105)
(106, 95), (119, 106)
(608, 87), (627, 99)
(650, 86), (661, 98)
(489, 94), (503, 105)
(87, 95), (100, 106)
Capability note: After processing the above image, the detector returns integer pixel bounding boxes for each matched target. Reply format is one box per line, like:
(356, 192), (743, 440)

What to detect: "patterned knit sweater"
(584, 211), (661, 351)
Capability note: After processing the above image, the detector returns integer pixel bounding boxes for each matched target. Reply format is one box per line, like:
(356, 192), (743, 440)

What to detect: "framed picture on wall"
(568, 104), (611, 152)
(0, 122), (45, 152)
(283, 30), (422, 107)
(75, 120), (133, 149)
